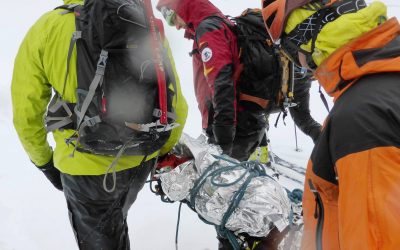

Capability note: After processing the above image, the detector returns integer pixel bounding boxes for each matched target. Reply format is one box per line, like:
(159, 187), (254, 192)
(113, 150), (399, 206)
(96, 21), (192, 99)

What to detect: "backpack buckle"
(96, 50), (109, 74)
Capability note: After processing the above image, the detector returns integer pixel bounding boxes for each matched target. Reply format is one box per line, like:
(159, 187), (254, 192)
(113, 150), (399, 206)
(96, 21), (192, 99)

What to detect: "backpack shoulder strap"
(46, 4), (83, 132)
(198, 15), (237, 37)
(55, 4), (81, 15)
(193, 15), (236, 55)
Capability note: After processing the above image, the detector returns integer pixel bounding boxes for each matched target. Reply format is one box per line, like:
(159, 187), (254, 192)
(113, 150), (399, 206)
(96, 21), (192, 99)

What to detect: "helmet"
(262, 0), (320, 68)
(261, 0), (363, 69)
(261, 0), (342, 43)
(261, 0), (313, 43)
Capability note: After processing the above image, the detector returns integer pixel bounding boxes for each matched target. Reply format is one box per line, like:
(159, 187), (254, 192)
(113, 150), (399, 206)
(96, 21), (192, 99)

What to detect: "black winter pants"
(231, 110), (266, 161)
(61, 160), (154, 250)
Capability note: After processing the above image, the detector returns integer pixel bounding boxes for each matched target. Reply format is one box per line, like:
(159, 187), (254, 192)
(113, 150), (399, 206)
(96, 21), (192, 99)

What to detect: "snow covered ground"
(0, 90), (323, 250)
(0, 0), (398, 250)
(0, 108), (317, 250)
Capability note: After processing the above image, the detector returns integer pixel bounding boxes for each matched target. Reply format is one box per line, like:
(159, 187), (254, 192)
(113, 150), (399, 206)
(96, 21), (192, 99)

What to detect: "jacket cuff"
(212, 124), (235, 154)
(30, 146), (53, 167)
(33, 154), (54, 170)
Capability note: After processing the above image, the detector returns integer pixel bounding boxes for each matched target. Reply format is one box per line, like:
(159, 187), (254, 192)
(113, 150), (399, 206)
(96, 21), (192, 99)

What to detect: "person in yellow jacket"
(11, 0), (187, 249)
(262, 0), (400, 249)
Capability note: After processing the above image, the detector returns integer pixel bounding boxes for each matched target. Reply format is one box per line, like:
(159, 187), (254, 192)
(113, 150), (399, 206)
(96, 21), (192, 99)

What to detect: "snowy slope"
(0, 94), (322, 250)
(1, 0), (399, 250)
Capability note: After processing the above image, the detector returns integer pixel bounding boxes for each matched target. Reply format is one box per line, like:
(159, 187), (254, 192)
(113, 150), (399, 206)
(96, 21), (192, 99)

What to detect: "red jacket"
(157, 0), (241, 142)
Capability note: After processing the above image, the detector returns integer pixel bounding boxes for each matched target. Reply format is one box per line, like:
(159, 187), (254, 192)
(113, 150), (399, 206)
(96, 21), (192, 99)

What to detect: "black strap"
(318, 86), (330, 113)
(285, 0), (367, 47)
(54, 3), (80, 13)
(189, 48), (199, 57)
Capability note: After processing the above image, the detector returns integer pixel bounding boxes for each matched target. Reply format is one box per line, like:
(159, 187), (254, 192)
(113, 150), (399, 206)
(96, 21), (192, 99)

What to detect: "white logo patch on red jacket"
(201, 47), (213, 62)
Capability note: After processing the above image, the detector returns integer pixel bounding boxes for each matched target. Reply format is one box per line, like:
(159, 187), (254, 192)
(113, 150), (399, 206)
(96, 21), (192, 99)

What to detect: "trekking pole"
(265, 130), (279, 178)
(290, 62), (300, 152)
(294, 124), (300, 152)
(175, 202), (183, 250)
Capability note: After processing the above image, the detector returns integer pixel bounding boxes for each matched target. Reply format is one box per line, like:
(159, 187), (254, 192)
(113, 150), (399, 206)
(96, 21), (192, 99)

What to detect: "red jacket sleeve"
(195, 20), (237, 128)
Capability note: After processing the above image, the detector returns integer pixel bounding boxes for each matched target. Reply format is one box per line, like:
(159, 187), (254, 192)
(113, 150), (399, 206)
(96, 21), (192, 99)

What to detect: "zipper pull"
(308, 179), (319, 219)
(314, 198), (319, 219)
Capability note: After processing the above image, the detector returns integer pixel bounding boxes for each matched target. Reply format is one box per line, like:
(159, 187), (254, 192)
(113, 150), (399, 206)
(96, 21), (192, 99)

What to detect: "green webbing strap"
(75, 50), (108, 128)
(189, 161), (218, 208)
(189, 158), (268, 250)
(218, 171), (256, 250)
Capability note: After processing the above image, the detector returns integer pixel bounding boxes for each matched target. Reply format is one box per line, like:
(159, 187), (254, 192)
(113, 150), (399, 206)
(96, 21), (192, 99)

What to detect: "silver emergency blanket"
(158, 133), (292, 237)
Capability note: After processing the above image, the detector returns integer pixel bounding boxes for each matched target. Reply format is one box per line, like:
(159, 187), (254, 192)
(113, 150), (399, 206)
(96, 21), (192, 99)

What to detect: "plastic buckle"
(283, 98), (297, 109)
(96, 50), (108, 74)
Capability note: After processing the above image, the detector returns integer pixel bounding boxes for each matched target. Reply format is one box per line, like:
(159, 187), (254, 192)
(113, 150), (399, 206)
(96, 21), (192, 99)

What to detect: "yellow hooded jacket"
(11, 0), (188, 175)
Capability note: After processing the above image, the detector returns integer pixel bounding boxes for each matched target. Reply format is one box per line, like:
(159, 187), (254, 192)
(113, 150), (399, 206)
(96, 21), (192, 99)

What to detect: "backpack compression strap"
(75, 50), (108, 128)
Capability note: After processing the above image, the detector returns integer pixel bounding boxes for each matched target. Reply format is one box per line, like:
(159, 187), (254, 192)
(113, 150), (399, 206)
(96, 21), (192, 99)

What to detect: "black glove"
(36, 157), (63, 191)
(212, 124), (236, 156)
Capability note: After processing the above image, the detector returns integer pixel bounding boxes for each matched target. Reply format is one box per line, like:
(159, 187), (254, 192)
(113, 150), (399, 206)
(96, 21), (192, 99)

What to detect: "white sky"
(0, 1), (399, 250)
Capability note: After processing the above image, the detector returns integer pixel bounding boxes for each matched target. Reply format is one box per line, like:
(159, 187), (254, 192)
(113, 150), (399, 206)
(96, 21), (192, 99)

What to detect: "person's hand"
(212, 124), (235, 156)
(36, 157), (63, 191)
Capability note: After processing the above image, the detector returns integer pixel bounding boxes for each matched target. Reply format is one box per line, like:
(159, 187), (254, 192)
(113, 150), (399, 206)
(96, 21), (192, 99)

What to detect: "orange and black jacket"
(302, 18), (400, 250)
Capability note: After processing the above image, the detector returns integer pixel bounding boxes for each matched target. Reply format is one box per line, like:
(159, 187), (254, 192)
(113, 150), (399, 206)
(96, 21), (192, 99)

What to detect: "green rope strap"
(189, 156), (268, 250)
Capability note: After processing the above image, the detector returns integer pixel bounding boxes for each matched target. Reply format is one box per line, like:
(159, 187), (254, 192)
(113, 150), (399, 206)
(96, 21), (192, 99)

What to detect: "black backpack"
(211, 9), (294, 113)
(46, 0), (178, 156)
